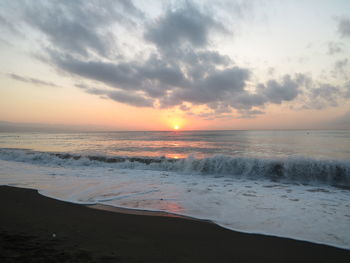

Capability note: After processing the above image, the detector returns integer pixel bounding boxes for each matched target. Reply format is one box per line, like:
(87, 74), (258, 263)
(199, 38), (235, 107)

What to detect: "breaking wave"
(0, 148), (349, 187)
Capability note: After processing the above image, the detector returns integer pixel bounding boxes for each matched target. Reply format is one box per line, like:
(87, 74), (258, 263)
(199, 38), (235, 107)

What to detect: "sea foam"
(0, 148), (349, 187)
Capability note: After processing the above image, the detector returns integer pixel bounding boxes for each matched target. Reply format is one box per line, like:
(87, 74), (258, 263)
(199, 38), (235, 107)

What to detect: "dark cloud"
(108, 90), (154, 107)
(8, 73), (59, 87)
(327, 42), (343, 55)
(165, 49), (233, 83)
(208, 102), (232, 114)
(230, 92), (267, 110)
(202, 68), (249, 94)
(139, 55), (188, 89)
(311, 84), (340, 107)
(76, 83), (153, 107)
(51, 50), (187, 98)
(229, 74), (307, 112)
(159, 67), (251, 108)
(52, 44), (314, 115)
(144, 2), (225, 52)
(21, 0), (143, 58)
(338, 17), (350, 38)
(229, 72), (350, 113)
(259, 75), (300, 104)
(52, 53), (141, 89)
(193, 51), (231, 65)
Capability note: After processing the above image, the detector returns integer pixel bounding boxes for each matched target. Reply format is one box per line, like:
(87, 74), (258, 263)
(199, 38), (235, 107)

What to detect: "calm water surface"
(0, 130), (349, 160)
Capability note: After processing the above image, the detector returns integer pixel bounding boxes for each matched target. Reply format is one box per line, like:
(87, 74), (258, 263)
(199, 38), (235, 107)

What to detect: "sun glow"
(165, 115), (185, 131)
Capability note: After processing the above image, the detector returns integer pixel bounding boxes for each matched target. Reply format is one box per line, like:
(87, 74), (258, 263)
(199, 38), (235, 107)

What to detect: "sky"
(0, 0), (349, 131)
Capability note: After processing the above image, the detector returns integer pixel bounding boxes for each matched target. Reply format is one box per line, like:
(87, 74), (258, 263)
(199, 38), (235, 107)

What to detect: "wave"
(0, 148), (349, 187)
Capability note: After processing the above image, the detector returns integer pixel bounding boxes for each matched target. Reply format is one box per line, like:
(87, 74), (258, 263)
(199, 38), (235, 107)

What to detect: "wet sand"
(1, 185), (349, 262)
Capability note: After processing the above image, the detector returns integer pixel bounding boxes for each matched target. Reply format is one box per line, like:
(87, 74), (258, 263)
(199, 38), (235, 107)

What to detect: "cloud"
(297, 79), (350, 110)
(76, 84), (153, 107)
(259, 75), (300, 104)
(311, 84), (340, 107)
(335, 58), (348, 69)
(144, 2), (225, 52)
(1, 0), (267, 114)
(179, 104), (190, 111)
(107, 90), (154, 107)
(3, 0), (348, 119)
(338, 17), (350, 38)
(53, 44), (342, 116)
(344, 82), (350, 98)
(21, 0), (143, 58)
(51, 50), (188, 99)
(229, 74), (306, 111)
(0, 14), (21, 36)
(8, 73), (59, 87)
(331, 58), (349, 80)
(327, 41), (343, 55)
(53, 53), (141, 89)
(230, 92), (266, 110)
(65, 50), (251, 109)
(237, 109), (265, 118)
(139, 54), (188, 89)
(32, 1), (317, 116)
(161, 67), (251, 107)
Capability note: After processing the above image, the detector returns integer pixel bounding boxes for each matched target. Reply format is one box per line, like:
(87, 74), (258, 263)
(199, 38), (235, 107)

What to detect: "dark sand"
(1, 186), (349, 262)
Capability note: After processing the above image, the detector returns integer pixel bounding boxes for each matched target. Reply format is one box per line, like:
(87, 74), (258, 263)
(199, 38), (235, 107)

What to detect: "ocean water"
(0, 130), (350, 249)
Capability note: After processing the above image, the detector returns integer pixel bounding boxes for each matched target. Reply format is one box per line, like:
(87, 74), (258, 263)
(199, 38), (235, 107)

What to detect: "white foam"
(0, 148), (349, 186)
(1, 159), (350, 249)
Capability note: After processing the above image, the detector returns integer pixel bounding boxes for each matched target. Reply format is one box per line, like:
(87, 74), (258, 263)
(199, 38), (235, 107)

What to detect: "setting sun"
(174, 125), (180, 130)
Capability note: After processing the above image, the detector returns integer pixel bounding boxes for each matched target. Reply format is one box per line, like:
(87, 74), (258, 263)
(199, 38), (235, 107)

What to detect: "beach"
(1, 185), (349, 262)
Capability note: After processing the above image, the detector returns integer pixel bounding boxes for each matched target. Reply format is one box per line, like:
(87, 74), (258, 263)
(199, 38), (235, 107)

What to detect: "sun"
(167, 117), (184, 131)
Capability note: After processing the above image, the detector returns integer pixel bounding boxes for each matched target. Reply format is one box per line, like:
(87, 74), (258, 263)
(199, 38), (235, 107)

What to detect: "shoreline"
(87, 203), (204, 221)
(1, 185), (350, 262)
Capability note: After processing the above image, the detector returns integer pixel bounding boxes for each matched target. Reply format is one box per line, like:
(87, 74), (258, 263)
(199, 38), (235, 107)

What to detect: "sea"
(0, 130), (349, 249)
